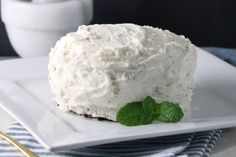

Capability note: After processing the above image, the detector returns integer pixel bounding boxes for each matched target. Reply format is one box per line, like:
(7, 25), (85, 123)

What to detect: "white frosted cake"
(48, 24), (197, 121)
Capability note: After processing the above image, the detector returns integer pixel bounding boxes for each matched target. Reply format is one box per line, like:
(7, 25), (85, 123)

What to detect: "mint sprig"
(116, 96), (184, 126)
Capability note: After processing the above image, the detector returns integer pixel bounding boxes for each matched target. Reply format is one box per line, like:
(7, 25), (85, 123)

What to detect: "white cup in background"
(1, 0), (93, 57)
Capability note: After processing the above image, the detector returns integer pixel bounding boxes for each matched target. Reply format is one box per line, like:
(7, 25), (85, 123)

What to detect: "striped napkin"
(0, 123), (222, 157)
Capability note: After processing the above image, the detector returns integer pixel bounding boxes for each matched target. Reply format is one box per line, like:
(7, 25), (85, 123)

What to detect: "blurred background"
(1, 0), (236, 56)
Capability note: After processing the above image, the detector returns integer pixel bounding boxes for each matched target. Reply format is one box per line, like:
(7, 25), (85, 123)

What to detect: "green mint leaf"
(116, 96), (184, 126)
(157, 101), (184, 123)
(116, 102), (154, 126)
(142, 96), (160, 117)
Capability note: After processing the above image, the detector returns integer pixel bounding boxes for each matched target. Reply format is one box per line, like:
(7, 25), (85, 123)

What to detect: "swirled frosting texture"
(48, 24), (197, 121)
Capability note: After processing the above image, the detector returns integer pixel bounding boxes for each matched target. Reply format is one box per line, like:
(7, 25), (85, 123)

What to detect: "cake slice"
(48, 24), (197, 121)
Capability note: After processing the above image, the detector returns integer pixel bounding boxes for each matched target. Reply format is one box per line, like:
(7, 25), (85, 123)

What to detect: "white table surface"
(0, 58), (236, 156)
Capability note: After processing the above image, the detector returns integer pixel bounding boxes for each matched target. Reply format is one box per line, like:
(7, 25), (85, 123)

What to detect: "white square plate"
(0, 48), (236, 151)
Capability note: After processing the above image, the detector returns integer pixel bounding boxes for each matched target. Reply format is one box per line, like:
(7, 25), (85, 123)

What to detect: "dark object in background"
(92, 0), (236, 48)
(1, 0), (236, 56)
(0, 23), (17, 56)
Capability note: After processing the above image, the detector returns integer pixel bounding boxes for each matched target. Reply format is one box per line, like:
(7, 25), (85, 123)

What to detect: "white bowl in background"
(1, 0), (93, 57)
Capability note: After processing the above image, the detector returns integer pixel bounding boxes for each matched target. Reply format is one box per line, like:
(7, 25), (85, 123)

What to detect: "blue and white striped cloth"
(1, 47), (236, 156)
(0, 123), (222, 157)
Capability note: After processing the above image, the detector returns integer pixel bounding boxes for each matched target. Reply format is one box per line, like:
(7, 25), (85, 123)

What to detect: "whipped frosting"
(48, 24), (197, 121)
